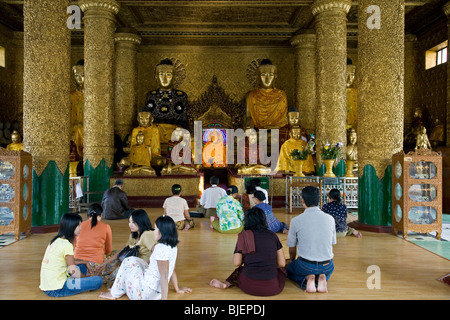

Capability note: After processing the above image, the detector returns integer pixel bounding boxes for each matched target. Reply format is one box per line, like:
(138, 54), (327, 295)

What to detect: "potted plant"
(290, 149), (311, 177)
(320, 142), (343, 177)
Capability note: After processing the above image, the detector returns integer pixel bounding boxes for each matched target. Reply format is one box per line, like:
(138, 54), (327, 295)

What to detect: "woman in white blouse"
(99, 215), (192, 300)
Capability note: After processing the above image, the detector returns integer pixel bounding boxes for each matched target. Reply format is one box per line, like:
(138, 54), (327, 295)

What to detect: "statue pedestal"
(111, 173), (203, 208)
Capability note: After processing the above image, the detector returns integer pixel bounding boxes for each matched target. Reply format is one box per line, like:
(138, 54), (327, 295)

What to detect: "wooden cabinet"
(392, 149), (442, 239)
(0, 148), (32, 240)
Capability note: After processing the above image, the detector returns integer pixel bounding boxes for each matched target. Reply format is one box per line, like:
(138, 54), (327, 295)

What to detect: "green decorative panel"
(32, 161), (69, 226)
(84, 159), (113, 202)
(358, 164), (392, 227)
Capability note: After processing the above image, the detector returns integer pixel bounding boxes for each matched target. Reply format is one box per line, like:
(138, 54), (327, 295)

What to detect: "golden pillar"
(443, 2), (450, 146)
(404, 34), (421, 138)
(312, 0), (351, 163)
(290, 30), (316, 134)
(114, 30), (142, 141)
(79, 0), (120, 198)
(357, 0), (404, 227)
(23, 0), (71, 225)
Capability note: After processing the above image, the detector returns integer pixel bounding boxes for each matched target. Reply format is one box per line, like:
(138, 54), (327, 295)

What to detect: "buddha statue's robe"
(247, 88), (288, 129)
(6, 143), (23, 151)
(70, 89), (84, 157)
(129, 144), (151, 167)
(130, 125), (161, 157)
(276, 137), (315, 174)
(143, 89), (189, 147)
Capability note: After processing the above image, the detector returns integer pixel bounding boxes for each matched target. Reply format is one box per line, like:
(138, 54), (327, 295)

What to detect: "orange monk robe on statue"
(247, 88), (288, 129)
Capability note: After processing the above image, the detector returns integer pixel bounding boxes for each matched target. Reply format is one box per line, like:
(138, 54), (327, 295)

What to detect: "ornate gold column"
(79, 0), (120, 199)
(404, 34), (421, 140)
(443, 2), (450, 146)
(357, 0), (404, 227)
(23, 0), (71, 226)
(290, 30), (316, 134)
(114, 29), (142, 141)
(312, 0), (351, 165)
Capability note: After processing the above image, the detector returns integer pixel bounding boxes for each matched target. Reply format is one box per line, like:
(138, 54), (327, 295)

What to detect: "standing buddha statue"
(70, 59), (85, 158)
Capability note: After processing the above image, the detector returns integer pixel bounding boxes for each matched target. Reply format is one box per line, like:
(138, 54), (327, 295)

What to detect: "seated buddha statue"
(279, 109), (308, 148)
(124, 131), (156, 176)
(130, 111), (165, 167)
(237, 128), (271, 175)
(142, 58), (189, 154)
(345, 128), (358, 176)
(70, 60), (85, 158)
(244, 59), (288, 130)
(415, 126), (432, 150)
(275, 126), (315, 175)
(6, 130), (23, 151)
(202, 129), (227, 168)
(161, 127), (197, 175)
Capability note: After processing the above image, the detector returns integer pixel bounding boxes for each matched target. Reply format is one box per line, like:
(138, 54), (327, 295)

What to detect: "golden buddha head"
(137, 111), (153, 128)
(258, 59), (277, 89)
(136, 131), (145, 145)
(11, 130), (21, 143)
(348, 128), (357, 145)
(290, 126), (302, 140)
(288, 111), (300, 127)
(72, 59), (84, 89)
(155, 58), (174, 89)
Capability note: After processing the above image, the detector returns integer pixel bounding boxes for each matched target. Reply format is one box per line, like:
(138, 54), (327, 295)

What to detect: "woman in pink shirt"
(74, 203), (113, 266)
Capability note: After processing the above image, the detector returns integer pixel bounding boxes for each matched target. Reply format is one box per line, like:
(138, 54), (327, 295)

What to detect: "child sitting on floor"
(163, 184), (195, 231)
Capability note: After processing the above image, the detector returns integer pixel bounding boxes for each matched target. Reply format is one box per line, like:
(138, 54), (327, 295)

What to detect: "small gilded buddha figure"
(124, 131), (156, 176)
(276, 126), (315, 175)
(202, 129), (227, 168)
(130, 111), (165, 167)
(237, 128), (271, 175)
(415, 126), (432, 150)
(6, 130), (23, 151)
(279, 109), (308, 148)
(161, 127), (197, 175)
(346, 128), (358, 162)
(142, 58), (189, 150)
(244, 59), (288, 129)
(70, 59), (85, 157)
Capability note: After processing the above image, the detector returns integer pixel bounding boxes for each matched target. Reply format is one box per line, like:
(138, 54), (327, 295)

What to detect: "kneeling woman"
(210, 207), (287, 296)
(99, 215), (191, 300)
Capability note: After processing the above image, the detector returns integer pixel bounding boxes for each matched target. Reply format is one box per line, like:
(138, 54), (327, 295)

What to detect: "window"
(0, 46), (5, 68)
(436, 47), (447, 66)
(425, 41), (448, 70)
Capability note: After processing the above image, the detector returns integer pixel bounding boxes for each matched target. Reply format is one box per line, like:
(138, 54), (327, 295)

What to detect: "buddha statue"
(345, 128), (358, 177)
(346, 61), (358, 130)
(124, 131), (156, 176)
(6, 130), (23, 151)
(244, 59), (288, 129)
(142, 58), (189, 154)
(161, 127), (197, 175)
(130, 111), (165, 167)
(415, 126), (432, 150)
(237, 128), (271, 175)
(70, 60), (85, 157)
(276, 126), (315, 175)
(279, 109), (308, 148)
(405, 107), (431, 146)
(202, 129), (227, 168)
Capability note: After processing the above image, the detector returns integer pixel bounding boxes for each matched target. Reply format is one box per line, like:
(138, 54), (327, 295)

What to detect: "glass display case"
(0, 148), (32, 240)
(391, 149), (442, 239)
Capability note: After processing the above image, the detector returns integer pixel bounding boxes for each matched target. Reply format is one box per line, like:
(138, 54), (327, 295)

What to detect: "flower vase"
(344, 160), (355, 177)
(293, 159), (305, 177)
(323, 159), (335, 177)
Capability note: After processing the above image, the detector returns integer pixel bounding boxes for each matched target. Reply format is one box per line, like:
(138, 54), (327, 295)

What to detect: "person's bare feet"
(353, 229), (362, 238)
(99, 290), (116, 300)
(183, 223), (191, 231)
(305, 275), (316, 293)
(317, 274), (328, 293)
(209, 279), (230, 289)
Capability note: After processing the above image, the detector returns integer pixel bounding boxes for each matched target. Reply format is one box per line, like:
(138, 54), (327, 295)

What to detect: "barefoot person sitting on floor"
(286, 186), (336, 293)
